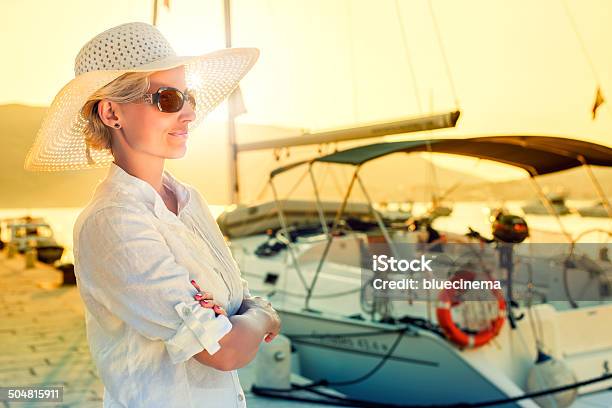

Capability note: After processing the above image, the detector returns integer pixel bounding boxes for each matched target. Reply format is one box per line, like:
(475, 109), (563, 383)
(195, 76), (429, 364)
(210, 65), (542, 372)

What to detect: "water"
(0, 201), (609, 264)
(0, 205), (226, 263)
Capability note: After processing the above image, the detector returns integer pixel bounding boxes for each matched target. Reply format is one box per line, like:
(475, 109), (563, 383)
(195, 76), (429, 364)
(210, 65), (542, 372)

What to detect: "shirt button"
(237, 393), (244, 401)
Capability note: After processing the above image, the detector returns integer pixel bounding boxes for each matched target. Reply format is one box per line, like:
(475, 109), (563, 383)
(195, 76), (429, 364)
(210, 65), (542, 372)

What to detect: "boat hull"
(279, 309), (523, 406)
(36, 245), (64, 264)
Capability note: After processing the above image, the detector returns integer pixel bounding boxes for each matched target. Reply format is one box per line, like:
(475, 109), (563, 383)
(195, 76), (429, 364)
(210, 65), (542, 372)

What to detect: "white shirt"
(73, 162), (251, 408)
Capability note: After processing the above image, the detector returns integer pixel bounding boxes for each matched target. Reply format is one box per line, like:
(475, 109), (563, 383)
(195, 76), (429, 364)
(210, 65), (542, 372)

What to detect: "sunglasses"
(143, 87), (197, 113)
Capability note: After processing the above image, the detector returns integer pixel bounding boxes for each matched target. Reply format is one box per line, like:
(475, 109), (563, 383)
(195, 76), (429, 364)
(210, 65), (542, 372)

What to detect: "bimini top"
(270, 136), (612, 178)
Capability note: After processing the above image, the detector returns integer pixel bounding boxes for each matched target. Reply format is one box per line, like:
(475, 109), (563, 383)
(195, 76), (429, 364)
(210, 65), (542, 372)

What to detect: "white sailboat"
(224, 135), (612, 407)
(212, 3), (612, 405)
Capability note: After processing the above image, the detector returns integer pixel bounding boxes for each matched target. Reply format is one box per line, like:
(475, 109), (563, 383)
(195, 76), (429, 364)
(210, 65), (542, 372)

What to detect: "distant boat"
(218, 200), (371, 239)
(577, 201), (610, 218)
(1, 216), (65, 264)
(217, 199), (412, 239)
(429, 204), (453, 218)
(521, 192), (571, 215)
(35, 245), (66, 265)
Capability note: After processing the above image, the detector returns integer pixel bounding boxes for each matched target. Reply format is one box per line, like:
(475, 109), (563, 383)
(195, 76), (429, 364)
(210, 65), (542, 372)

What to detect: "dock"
(0, 252), (346, 407)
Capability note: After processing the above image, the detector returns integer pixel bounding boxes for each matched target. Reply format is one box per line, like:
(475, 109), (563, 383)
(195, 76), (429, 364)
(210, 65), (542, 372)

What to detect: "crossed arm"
(193, 301), (279, 371)
(77, 206), (280, 372)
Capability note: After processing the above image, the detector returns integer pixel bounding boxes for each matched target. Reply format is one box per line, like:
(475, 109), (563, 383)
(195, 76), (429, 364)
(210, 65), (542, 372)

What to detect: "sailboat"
(223, 135), (612, 407)
(211, 3), (612, 405)
(577, 201), (612, 218)
(522, 191), (572, 216)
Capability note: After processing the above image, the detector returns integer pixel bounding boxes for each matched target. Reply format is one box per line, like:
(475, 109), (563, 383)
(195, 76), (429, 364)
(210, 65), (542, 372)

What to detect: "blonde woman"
(24, 22), (280, 407)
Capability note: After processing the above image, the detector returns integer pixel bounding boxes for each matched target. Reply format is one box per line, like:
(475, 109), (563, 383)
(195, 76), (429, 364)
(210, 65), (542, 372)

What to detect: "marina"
(0, 173), (610, 406)
(2, 1), (612, 406)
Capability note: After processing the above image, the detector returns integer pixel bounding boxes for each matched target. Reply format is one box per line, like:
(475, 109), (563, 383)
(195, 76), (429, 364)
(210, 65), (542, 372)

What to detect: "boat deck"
(0, 252), (345, 407)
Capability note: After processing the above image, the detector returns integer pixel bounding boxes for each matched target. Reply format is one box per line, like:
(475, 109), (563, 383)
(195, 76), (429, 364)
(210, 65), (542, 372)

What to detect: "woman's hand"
(240, 296), (281, 343)
(191, 280), (227, 316)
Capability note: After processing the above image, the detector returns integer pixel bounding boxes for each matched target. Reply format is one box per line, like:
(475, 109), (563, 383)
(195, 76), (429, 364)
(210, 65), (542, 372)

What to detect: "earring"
(114, 123), (121, 129)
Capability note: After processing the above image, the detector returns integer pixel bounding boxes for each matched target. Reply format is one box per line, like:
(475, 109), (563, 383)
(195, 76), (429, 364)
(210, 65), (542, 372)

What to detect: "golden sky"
(1, 0), (611, 203)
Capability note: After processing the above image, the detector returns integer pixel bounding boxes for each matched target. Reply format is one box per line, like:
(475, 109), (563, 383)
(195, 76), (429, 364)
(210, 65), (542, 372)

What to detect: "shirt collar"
(105, 162), (191, 219)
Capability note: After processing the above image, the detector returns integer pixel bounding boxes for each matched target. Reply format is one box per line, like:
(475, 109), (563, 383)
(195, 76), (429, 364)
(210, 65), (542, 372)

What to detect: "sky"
(1, 0), (611, 204)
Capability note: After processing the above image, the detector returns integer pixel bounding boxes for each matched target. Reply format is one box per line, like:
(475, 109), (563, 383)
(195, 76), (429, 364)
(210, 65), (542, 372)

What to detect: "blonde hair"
(80, 72), (151, 151)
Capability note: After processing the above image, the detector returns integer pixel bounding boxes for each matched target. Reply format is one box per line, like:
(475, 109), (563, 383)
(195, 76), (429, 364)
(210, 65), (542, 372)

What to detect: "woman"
(24, 22), (281, 407)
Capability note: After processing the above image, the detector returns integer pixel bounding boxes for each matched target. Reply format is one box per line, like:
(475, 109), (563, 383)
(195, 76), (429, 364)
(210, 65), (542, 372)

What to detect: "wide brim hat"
(24, 22), (259, 171)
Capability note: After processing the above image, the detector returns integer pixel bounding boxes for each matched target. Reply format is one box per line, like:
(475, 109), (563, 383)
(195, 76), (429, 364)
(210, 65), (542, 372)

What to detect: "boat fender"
(254, 334), (291, 390)
(526, 351), (577, 408)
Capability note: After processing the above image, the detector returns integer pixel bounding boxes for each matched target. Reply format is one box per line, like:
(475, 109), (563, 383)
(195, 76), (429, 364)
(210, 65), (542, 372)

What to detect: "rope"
(560, 0), (602, 87)
(284, 168), (311, 200)
(346, 0), (360, 122)
(525, 266), (545, 351)
(323, 328), (407, 387)
(427, 0), (460, 109)
(394, 0), (423, 113)
(252, 371), (612, 408)
(560, 0), (612, 119)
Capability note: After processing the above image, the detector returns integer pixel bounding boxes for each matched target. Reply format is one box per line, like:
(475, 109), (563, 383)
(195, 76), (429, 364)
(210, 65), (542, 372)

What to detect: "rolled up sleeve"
(76, 205), (232, 364)
(240, 276), (252, 299)
(165, 301), (232, 364)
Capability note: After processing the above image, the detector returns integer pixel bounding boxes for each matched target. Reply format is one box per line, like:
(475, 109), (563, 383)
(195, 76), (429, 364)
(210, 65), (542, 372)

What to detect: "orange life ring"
(435, 270), (506, 348)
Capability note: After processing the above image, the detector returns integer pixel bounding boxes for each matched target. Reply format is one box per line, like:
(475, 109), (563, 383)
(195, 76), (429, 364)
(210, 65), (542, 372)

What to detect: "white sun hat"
(24, 22), (259, 172)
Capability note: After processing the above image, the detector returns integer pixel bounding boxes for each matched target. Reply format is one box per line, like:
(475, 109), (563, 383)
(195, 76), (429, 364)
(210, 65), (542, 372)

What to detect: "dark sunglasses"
(143, 87), (197, 113)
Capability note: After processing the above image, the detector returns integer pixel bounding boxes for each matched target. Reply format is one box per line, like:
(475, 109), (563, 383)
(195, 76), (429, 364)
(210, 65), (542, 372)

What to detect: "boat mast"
(152, 0), (159, 26)
(224, 0), (240, 204)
